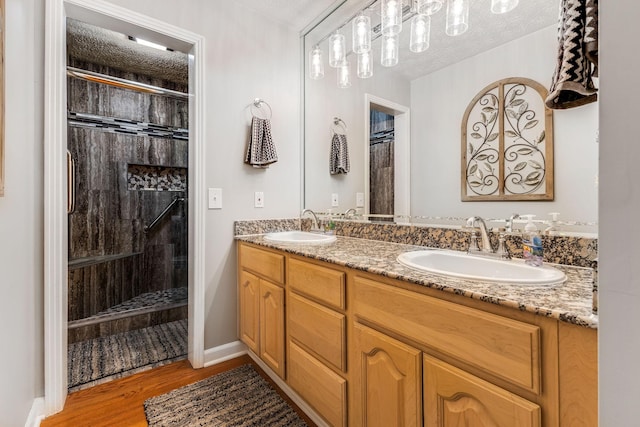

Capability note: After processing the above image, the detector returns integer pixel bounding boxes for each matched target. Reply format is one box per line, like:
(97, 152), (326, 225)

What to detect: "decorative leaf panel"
(461, 78), (554, 201)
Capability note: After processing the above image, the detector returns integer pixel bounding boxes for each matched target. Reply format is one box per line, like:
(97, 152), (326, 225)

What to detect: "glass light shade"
(381, 34), (399, 67)
(337, 60), (351, 88)
(417, 0), (443, 15)
(446, 0), (469, 36)
(309, 46), (324, 80)
(329, 32), (346, 68)
(491, 0), (519, 14)
(352, 14), (371, 54)
(357, 51), (373, 78)
(410, 14), (431, 53)
(381, 0), (403, 36)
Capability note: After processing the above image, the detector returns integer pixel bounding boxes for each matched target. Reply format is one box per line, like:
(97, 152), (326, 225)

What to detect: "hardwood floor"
(41, 355), (316, 427)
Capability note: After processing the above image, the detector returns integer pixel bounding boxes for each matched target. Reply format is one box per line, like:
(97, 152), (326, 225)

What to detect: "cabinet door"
(239, 270), (260, 353)
(260, 280), (285, 379)
(424, 355), (541, 427)
(352, 323), (422, 427)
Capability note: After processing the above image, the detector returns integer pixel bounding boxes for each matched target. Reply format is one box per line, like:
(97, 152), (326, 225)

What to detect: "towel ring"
(332, 117), (347, 135)
(251, 98), (273, 120)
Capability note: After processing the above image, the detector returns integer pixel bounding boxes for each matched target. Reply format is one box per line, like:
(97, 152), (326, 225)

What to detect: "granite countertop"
(236, 234), (598, 329)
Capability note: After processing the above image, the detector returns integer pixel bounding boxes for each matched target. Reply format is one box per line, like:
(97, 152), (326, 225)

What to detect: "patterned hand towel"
(245, 117), (278, 168)
(545, 0), (598, 109)
(330, 133), (350, 175)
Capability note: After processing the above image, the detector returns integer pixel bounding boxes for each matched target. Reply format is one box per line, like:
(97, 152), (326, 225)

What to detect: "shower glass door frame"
(44, 0), (206, 416)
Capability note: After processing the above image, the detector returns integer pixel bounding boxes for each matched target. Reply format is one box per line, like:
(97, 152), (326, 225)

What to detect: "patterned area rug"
(144, 364), (308, 427)
(68, 319), (187, 391)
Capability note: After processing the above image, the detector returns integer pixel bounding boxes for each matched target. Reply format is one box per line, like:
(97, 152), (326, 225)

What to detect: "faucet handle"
(496, 228), (511, 259)
(468, 230), (481, 252)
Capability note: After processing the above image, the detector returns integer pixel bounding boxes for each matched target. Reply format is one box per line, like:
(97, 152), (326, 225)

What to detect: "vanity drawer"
(288, 292), (346, 372)
(353, 276), (541, 393)
(288, 341), (347, 427)
(288, 258), (346, 310)
(238, 244), (285, 285)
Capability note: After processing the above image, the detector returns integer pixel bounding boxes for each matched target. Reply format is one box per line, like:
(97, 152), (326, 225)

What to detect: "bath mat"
(68, 319), (187, 391)
(144, 364), (308, 427)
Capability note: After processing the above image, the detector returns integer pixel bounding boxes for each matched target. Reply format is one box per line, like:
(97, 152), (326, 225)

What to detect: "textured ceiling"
(233, 0), (339, 30)
(67, 19), (189, 85)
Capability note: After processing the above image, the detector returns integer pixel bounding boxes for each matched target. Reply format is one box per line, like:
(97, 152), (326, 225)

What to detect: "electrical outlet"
(208, 188), (222, 209)
(254, 191), (264, 208)
(331, 193), (339, 207)
(356, 192), (364, 208)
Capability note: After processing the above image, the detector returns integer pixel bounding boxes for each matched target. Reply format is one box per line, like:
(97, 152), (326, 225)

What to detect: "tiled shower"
(65, 23), (190, 373)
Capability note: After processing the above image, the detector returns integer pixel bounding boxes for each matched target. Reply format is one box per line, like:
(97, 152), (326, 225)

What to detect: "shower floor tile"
(68, 319), (187, 392)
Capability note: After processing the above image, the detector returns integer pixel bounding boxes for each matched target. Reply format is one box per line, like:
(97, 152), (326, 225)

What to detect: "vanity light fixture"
(357, 51), (373, 78)
(352, 13), (372, 54)
(337, 60), (352, 88)
(309, 45), (324, 80)
(308, 0), (520, 83)
(417, 0), (443, 15)
(446, 0), (470, 36)
(381, 34), (399, 67)
(491, 0), (519, 14)
(329, 31), (346, 68)
(381, 0), (403, 36)
(410, 14), (431, 53)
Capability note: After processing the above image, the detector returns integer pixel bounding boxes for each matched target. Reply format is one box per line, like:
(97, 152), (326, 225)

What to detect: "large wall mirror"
(303, 0), (598, 232)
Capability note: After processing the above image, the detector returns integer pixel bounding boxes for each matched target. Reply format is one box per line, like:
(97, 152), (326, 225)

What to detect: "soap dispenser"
(522, 215), (543, 267)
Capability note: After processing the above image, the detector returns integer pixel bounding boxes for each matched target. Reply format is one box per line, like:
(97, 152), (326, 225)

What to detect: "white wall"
(104, 0), (302, 349)
(410, 25), (599, 224)
(0, 0), (45, 424)
(599, 0), (640, 424)
(304, 52), (411, 212)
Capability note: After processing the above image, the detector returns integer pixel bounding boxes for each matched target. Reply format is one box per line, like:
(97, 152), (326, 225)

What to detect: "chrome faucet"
(506, 213), (520, 233)
(467, 216), (492, 253)
(301, 209), (321, 231)
(344, 208), (357, 217)
(466, 216), (511, 259)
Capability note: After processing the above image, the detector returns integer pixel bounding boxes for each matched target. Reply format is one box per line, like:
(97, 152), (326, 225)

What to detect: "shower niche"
(66, 19), (190, 346)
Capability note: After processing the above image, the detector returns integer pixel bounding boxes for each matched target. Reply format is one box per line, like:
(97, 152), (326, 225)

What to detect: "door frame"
(363, 93), (411, 217)
(44, 0), (206, 415)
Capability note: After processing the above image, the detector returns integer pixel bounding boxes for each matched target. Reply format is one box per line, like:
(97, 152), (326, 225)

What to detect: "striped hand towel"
(245, 117), (278, 168)
(545, 0), (598, 109)
(330, 133), (350, 175)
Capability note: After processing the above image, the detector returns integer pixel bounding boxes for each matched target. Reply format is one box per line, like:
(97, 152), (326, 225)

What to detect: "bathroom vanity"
(236, 235), (597, 427)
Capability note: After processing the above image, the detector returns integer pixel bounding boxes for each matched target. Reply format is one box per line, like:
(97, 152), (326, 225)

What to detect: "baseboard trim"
(203, 340), (248, 367)
(25, 397), (45, 427)
(246, 351), (330, 427)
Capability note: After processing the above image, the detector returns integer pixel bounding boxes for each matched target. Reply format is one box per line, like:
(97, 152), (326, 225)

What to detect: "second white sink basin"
(397, 250), (566, 286)
(264, 231), (337, 244)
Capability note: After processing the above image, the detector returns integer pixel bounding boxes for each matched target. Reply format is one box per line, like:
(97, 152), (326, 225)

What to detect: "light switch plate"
(356, 192), (364, 208)
(208, 188), (222, 209)
(331, 193), (339, 207)
(254, 191), (264, 208)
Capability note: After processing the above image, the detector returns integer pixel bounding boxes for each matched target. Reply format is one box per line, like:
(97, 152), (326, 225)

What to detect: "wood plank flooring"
(41, 355), (316, 427)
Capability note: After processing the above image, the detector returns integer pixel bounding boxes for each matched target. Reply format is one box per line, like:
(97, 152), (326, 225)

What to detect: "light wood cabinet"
(287, 256), (348, 426)
(238, 244), (286, 379)
(259, 280), (285, 378)
(237, 242), (597, 426)
(238, 270), (260, 353)
(351, 322), (422, 427)
(424, 355), (541, 427)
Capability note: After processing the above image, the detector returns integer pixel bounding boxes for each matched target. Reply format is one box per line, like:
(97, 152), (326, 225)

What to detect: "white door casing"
(44, 0), (206, 415)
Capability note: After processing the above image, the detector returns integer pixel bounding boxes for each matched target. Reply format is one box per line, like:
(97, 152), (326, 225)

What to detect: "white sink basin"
(397, 250), (566, 286)
(264, 231), (337, 244)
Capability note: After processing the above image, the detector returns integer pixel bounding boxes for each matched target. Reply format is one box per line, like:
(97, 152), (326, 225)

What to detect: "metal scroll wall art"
(461, 77), (554, 201)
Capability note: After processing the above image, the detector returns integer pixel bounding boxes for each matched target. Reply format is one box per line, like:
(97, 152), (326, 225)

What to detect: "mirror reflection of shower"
(369, 108), (395, 216)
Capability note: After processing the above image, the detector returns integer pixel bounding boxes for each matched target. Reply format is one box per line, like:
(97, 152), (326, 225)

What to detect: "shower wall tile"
(68, 58), (189, 332)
